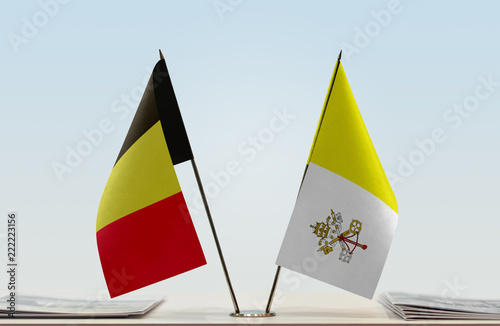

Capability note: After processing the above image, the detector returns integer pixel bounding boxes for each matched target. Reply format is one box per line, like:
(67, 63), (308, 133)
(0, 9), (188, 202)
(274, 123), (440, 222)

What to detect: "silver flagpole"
(191, 159), (276, 317)
(265, 266), (281, 314)
(190, 159), (241, 314)
(264, 50), (343, 315)
(159, 49), (241, 315)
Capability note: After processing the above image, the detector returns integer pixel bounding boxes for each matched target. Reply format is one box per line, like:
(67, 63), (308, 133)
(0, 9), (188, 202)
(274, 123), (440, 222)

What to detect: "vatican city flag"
(276, 53), (398, 299)
(96, 55), (206, 298)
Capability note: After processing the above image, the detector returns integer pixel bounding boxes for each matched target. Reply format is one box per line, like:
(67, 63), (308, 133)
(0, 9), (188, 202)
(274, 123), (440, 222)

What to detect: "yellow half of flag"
(307, 62), (397, 214)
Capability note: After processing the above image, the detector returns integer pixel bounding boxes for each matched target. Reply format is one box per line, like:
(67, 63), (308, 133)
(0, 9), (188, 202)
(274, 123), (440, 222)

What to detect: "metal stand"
(230, 266), (281, 317)
(192, 160), (276, 317)
(230, 310), (276, 317)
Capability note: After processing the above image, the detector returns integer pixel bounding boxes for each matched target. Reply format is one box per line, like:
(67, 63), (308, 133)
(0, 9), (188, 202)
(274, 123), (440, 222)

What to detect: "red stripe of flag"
(96, 192), (206, 298)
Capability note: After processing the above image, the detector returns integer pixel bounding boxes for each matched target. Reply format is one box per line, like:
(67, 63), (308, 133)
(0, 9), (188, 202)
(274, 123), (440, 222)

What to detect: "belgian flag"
(96, 56), (206, 298)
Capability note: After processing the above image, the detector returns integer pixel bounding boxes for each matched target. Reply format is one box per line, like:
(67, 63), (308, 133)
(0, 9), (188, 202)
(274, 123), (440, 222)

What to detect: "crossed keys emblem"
(310, 209), (367, 263)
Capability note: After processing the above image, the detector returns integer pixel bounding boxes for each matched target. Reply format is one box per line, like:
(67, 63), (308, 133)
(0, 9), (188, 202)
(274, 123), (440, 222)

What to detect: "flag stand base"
(229, 310), (276, 317)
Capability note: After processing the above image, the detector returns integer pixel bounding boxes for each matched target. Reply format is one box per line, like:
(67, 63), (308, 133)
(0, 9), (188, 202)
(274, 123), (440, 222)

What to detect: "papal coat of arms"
(310, 209), (367, 263)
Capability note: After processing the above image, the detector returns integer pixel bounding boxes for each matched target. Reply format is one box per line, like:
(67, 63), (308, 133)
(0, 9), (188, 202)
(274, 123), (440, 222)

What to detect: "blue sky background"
(1, 0), (500, 308)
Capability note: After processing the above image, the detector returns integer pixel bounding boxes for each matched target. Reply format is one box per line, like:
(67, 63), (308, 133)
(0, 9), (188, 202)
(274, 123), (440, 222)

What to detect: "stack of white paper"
(0, 294), (163, 318)
(380, 292), (500, 320)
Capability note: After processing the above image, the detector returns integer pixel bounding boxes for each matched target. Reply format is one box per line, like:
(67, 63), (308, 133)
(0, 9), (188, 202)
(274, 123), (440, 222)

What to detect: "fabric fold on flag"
(96, 59), (206, 298)
(276, 60), (398, 299)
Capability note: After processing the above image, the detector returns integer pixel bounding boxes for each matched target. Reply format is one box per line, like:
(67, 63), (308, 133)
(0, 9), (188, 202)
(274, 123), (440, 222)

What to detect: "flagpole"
(190, 159), (241, 314)
(159, 49), (240, 314)
(265, 265), (281, 313)
(264, 50), (343, 315)
(307, 50), (342, 163)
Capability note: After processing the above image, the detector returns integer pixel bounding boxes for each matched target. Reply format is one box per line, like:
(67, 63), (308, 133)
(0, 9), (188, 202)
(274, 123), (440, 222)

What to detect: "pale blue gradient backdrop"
(1, 0), (500, 305)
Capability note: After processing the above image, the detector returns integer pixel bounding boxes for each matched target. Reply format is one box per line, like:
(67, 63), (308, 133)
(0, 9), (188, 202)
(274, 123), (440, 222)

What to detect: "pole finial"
(338, 50), (342, 61)
(159, 49), (165, 60)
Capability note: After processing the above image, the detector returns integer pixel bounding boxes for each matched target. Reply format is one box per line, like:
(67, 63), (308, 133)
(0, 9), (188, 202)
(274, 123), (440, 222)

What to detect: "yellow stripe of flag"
(96, 121), (182, 231)
(308, 62), (398, 214)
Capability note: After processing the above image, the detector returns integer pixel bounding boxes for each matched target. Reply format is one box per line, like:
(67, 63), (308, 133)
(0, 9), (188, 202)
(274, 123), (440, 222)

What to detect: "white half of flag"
(276, 162), (398, 299)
